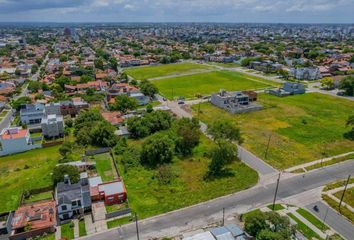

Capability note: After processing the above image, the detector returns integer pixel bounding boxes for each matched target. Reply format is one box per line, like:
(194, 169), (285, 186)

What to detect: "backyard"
(192, 92), (354, 169)
(0, 146), (61, 212)
(92, 152), (118, 182)
(116, 135), (258, 219)
(152, 70), (278, 99)
(124, 62), (213, 80)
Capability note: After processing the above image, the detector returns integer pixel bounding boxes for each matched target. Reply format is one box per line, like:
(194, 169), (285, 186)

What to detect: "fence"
(85, 147), (111, 156)
(42, 140), (63, 148)
(105, 208), (131, 220)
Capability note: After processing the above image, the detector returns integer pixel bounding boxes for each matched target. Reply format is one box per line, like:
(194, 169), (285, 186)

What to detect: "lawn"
(153, 70), (277, 100)
(24, 191), (53, 203)
(305, 153), (354, 171)
(61, 222), (74, 240)
(192, 93), (354, 169)
(322, 194), (354, 224)
(287, 213), (321, 240)
(92, 153), (117, 182)
(79, 219), (87, 237)
(334, 187), (354, 208)
(296, 208), (329, 231)
(0, 146), (61, 212)
(117, 135), (258, 219)
(125, 62), (213, 80)
(267, 204), (284, 211)
(107, 216), (133, 229)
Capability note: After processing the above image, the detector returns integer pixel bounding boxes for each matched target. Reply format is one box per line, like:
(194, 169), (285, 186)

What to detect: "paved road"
(306, 201), (354, 240)
(0, 110), (13, 132)
(81, 160), (354, 240)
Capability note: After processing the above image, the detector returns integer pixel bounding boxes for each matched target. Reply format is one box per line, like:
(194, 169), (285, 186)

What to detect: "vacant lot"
(0, 146), (61, 212)
(153, 70), (277, 99)
(125, 62), (213, 80)
(92, 153), (117, 182)
(334, 187), (354, 208)
(117, 135), (258, 219)
(192, 93), (354, 169)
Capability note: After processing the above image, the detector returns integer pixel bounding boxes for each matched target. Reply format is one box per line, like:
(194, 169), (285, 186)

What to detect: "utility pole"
(338, 175), (351, 212)
(222, 208), (225, 226)
(198, 102), (201, 118)
(272, 172), (281, 211)
(322, 206), (329, 231)
(264, 134), (272, 159)
(135, 212), (140, 240)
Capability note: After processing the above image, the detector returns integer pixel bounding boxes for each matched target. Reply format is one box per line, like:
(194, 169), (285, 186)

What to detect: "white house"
(0, 127), (41, 156)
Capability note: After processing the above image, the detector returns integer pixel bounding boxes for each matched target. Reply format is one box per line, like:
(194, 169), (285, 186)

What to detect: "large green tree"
(52, 165), (80, 185)
(140, 133), (175, 167)
(339, 76), (354, 96)
(112, 94), (138, 113)
(174, 117), (201, 156)
(140, 80), (159, 98)
(207, 140), (238, 177)
(208, 120), (243, 143)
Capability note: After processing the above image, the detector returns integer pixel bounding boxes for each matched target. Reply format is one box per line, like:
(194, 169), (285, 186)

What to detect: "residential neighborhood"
(0, 2), (354, 240)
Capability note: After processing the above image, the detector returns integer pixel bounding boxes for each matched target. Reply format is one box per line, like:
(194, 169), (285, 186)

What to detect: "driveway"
(92, 202), (108, 232)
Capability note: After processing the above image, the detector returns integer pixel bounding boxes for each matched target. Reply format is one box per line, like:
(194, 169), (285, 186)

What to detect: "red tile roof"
(1, 128), (28, 140)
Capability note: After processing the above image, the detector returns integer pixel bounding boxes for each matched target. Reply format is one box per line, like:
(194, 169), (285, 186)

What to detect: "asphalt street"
(81, 160), (354, 240)
(306, 201), (354, 240)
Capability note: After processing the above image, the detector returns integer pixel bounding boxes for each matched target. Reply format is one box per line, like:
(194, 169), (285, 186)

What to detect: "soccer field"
(124, 62), (213, 80)
(153, 70), (278, 99)
(192, 92), (354, 169)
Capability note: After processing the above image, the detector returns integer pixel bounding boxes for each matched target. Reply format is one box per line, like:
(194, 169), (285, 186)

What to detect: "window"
(61, 205), (67, 211)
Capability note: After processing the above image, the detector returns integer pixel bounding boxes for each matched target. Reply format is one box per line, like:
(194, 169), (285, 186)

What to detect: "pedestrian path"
(73, 219), (79, 239)
(55, 225), (61, 240)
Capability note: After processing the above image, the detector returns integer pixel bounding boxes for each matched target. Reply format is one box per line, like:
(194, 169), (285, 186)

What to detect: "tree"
(28, 81), (43, 93)
(90, 121), (118, 147)
(257, 230), (283, 240)
(145, 110), (172, 133)
(109, 57), (118, 71)
(52, 165), (79, 185)
(80, 75), (94, 83)
(127, 117), (151, 139)
(74, 110), (104, 134)
(345, 115), (354, 140)
(339, 76), (354, 96)
(122, 146), (141, 169)
(208, 120), (243, 143)
(321, 77), (335, 90)
(94, 58), (104, 70)
(175, 117), (201, 156)
(207, 140), (238, 177)
(112, 94), (138, 113)
(140, 133), (175, 167)
(11, 96), (31, 111)
(140, 80), (159, 98)
(59, 141), (73, 157)
(244, 212), (268, 237)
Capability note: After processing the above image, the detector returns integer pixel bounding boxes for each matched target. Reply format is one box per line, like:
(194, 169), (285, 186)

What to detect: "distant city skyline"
(0, 0), (353, 24)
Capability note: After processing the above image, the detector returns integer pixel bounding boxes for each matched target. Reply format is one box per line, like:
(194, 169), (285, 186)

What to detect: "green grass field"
(125, 62), (213, 80)
(0, 146), (60, 212)
(93, 153), (117, 182)
(192, 93), (354, 169)
(117, 135), (258, 219)
(153, 70), (278, 99)
(61, 222), (74, 240)
(296, 208), (329, 231)
(287, 213), (321, 240)
(334, 187), (354, 208)
(79, 219), (87, 237)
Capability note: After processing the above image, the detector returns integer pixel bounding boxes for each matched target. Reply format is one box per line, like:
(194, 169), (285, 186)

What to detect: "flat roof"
(183, 231), (215, 240)
(98, 181), (125, 195)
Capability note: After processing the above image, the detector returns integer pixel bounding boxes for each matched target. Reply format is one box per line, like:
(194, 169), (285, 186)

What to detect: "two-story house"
(20, 103), (45, 125)
(55, 174), (91, 220)
(41, 114), (64, 138)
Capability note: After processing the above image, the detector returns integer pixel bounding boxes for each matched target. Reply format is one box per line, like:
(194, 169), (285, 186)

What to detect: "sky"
(0, 0), (353, 23)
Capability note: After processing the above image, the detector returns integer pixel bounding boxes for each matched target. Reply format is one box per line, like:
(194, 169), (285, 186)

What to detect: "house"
(0, 212), (13, 237)
(183, 224), (247, 240)
(19, 103), (45, 125)
(211, 89), (263, 114)
(268, 82), (306, 97)
(129, 92), (150, 106)
(41, 114), (64, 138)
(0, 127), (41, 156)
(289, 67), (321, 80)
(60, 98), (89, 117)
(44, 102), (61, 116)
(89, 177), (127, 205)
(55, 174), (91, 220)
(10, 200), (56, 240)
(101, 111), (124, 126)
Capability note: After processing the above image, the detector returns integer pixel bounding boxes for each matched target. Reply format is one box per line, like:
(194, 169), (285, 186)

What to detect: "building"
(45, 102), (61, 116)
(268, 82), (306, 97)
(89, 177), (127, 205)
(10, 200), (56, 240)
(129, 92), (150, 106)
(289, 67), (321, 80)
(55, 175), (92, 220)
(60, 98), (89, 117)
(184, 224), (247, 240)
(101, 111), (124, 126)
(0, 127), (41, 156)
(0, 212), (13, 238)
(211, 90), (263, 114)
(41, 114), (64, 138)
(20, 103), (45, 125)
